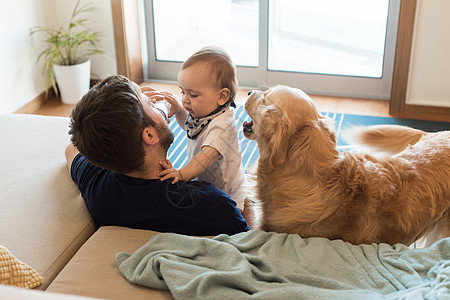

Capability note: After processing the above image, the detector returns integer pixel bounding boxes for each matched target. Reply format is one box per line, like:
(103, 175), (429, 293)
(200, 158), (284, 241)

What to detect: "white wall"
(0, 0), (53, 113)
(52, 0), (117, 80)
(0, 0), (117, 114)
(406, 0), (450, 108)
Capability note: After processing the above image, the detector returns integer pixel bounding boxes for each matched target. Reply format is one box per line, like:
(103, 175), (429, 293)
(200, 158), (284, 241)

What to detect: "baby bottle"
(155, 100), (171, 120)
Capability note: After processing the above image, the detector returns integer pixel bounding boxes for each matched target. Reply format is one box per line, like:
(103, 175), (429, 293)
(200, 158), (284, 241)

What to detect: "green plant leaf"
(30, 0), (103, 96)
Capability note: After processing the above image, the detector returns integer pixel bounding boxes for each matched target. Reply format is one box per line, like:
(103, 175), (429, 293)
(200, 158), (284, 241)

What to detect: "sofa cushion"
(0, 285), (98, 300)
(47, 226), (172, 300)
(0, 114), (96, 289)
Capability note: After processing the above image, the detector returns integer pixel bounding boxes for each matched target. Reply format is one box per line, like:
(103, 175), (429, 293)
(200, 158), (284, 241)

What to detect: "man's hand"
(158, 159), (183, 184)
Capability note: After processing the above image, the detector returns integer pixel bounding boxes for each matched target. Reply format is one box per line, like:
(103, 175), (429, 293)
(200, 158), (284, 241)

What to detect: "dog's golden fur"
(243, 85), (450, 245)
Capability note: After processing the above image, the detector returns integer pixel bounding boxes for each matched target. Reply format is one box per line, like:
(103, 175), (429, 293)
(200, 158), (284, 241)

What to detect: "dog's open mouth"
(243, 120), (253, 133)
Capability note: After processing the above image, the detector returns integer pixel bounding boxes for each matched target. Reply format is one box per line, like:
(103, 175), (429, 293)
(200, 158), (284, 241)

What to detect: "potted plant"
(30, 0), (102, 104)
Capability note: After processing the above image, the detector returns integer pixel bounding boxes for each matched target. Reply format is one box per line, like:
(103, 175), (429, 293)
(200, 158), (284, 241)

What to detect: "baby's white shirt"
(185, 107), (246, 211)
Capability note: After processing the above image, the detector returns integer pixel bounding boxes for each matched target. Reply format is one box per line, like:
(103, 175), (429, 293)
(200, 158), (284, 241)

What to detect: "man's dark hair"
(69, 75), (155, 174)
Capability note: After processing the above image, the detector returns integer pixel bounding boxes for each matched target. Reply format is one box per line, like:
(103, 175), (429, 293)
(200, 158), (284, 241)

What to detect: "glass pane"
(152, 0), (259, 67)
(268, 0), (390, 78)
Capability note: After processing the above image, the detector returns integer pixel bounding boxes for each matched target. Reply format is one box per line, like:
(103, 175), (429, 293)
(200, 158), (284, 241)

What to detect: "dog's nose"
(248, 91), (253, 96)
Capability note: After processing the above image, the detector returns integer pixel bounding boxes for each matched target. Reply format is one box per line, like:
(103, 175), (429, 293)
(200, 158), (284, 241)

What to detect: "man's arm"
(65, 143), (80, 175)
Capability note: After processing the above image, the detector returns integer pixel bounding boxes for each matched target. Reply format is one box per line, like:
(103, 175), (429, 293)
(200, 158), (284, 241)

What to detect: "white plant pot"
(53, 59), (91, 105)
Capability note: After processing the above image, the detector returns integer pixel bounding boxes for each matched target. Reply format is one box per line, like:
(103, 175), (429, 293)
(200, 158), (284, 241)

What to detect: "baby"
(158, 46), (246, 211)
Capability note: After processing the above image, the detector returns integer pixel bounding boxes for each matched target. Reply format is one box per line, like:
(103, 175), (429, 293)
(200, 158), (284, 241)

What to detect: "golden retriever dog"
(243, 85), (450, 246)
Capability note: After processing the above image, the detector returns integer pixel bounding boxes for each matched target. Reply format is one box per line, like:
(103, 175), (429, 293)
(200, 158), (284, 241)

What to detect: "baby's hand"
(158, 159), (183, 184)
(161, 91), (184, 118)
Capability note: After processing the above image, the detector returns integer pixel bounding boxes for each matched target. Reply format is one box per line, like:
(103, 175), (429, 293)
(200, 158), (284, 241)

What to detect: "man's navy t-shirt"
(71, 154), (250, 236)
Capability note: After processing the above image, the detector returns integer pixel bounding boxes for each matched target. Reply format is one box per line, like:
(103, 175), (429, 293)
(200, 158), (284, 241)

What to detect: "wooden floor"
(31, 82), (390, 118)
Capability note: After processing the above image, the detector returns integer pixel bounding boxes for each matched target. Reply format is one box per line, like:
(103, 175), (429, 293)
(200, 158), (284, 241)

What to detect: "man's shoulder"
(176, 180), (225, 193)
(71, 154), (116, 186)
(72, 154), (103, 174)
(174, 180), (239, 211)
(174, 180), (231, 199)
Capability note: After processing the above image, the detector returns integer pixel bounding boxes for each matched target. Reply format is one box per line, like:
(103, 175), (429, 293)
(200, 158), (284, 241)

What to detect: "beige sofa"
(0, 114), (174, 299)
(2, 114), (450, 299)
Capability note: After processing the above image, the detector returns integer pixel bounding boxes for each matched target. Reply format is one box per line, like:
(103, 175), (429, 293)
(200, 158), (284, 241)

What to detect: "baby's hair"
(182, 46), (238, 103)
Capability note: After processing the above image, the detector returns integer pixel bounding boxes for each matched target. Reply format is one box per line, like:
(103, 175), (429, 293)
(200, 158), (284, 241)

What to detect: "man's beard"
(156, 122), (174, 152)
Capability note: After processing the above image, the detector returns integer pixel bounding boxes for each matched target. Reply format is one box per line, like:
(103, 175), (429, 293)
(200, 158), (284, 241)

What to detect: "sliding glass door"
(143, 0), (400, 99)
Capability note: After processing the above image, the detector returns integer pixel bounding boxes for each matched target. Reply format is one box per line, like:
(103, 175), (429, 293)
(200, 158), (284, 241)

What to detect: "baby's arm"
(161, 92), (188, 129)
(158, 146), (220, 184)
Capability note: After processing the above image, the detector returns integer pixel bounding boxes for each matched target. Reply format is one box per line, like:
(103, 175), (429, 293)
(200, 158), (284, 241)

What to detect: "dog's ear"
(285, 116), (338, 175)
(257, 105), (292, 167)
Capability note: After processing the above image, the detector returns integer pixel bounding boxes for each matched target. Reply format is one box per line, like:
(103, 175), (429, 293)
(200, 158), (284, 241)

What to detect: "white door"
(143, 0), (399, 99)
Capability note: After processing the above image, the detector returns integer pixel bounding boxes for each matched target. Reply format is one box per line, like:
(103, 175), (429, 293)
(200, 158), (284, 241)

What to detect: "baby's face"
(178, 63), (227, 118)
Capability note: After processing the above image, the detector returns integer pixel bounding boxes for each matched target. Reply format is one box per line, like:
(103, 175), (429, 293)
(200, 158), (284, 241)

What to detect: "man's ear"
(217, 88), (230, 106)
(142, 126), (160, 146)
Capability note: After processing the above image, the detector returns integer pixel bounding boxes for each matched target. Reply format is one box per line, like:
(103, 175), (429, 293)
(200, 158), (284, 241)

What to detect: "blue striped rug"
(167, 105), (450, 170)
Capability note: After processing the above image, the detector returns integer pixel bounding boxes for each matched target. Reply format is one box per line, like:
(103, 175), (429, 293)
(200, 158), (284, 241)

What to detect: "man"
(65, 75), (250, 236)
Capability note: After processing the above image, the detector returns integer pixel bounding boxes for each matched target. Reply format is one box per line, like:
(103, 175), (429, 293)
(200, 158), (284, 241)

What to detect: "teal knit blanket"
(116, 230), (450, 299)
